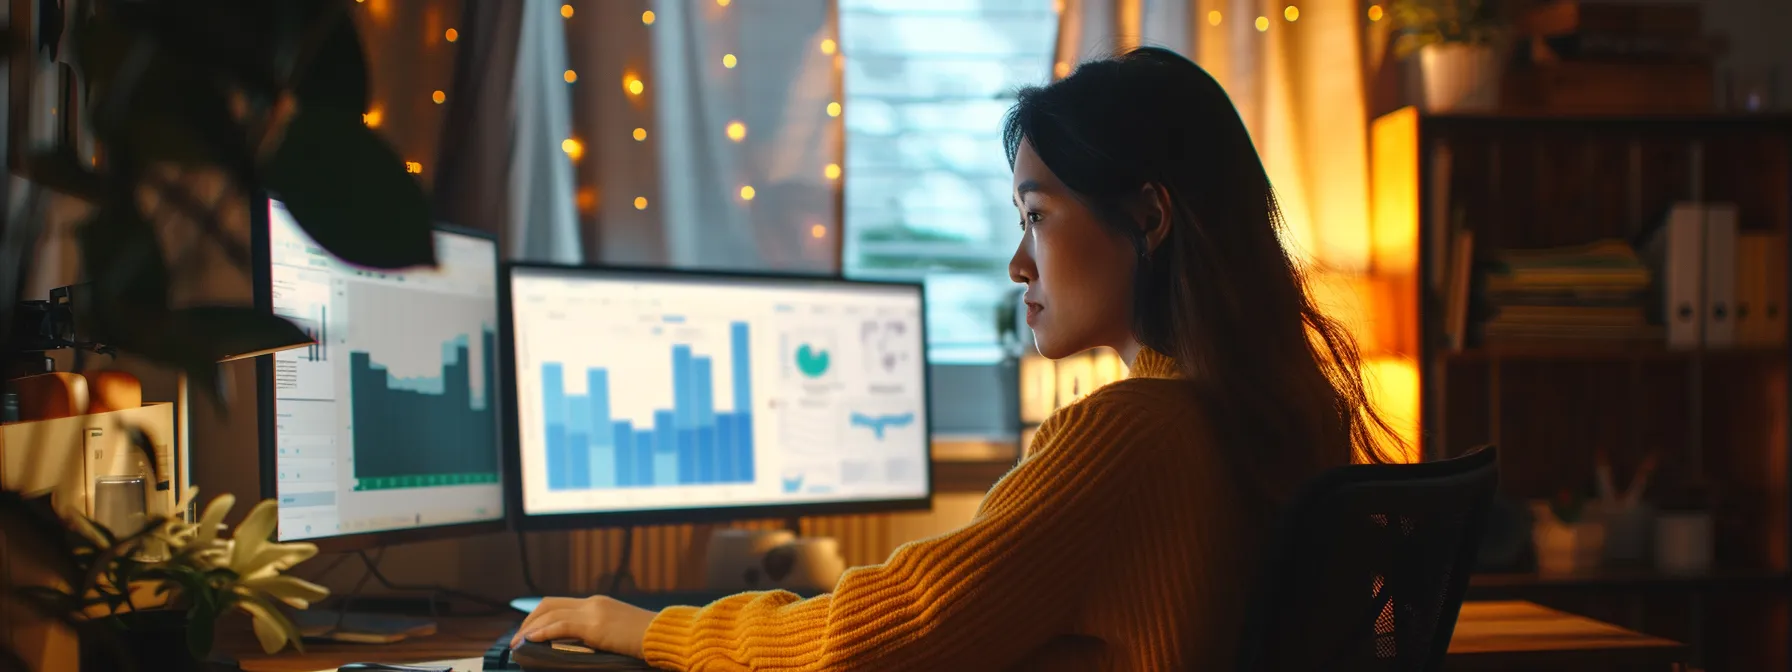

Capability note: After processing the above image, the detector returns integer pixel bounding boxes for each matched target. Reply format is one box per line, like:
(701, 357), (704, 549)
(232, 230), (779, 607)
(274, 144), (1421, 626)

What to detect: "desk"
(222, 600), (1687, 671)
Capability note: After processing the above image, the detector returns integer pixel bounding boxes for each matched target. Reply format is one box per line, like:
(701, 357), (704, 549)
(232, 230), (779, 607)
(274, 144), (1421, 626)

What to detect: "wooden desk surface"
(223, 600), (1686, 671)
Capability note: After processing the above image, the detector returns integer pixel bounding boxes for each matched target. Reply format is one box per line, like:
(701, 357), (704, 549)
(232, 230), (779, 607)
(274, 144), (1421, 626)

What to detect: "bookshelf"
(1372, 107), (1792, 669)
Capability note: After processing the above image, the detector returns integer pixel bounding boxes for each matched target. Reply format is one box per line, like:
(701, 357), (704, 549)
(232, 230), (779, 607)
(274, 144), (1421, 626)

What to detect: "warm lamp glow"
(1054, 62), (1071, 78)
(633, 127), (648, 141)
(726, 121), (747, 141)
(625, 76), (645, 96)
(1284, 6), (1299, 21)
(824, 163), (841, 180)
(445, 28), (458, 42)
(1255, 16), (1269, 31)
(739, 185), (756, 201)
(405, 161), (422, 174)
(820, 39), (837, 55)
(1208, 10), (1222, 25)
(1363, 356), (1420, 463)
(811, 224), (828, 239)
(562, 138), (585, 162)
(560, 4), (573, 18)
(723, 54), (738, 68)
(634, 196), (649, 210)
(564, 69), (578, 83)
(1308, 271), (1396, 356)
(642, 10), (656, 24)
(431, 90), (445, 104)
(362, 106), (383, 128)
(1370, 107), (1419, 275)
(576, 187), (598, 213)
(826, 102), (842, 117)
(1368, 5), (1384, 20)
(717, 0), (731, 6)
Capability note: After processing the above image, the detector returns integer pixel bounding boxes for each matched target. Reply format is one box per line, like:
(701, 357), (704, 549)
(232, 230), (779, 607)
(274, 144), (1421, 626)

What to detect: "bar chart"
(541, 321), (755, 490)
(349, 329), (501, 490)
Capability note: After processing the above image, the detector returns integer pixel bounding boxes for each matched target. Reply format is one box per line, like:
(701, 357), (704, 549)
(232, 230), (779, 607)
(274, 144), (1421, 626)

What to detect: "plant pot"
(1530, 501), (1605, 575)
(80, 610), (205, 672)
(1420, 43), (1502, 112)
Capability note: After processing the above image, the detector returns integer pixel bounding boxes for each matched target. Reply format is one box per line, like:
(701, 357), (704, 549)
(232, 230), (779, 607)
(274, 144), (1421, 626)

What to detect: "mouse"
(510, 640), (656, 671)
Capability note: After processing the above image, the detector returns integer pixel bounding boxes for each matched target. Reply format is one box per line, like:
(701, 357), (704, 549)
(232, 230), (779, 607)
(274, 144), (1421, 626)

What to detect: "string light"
(445, 28), (458, 42)
(432, 90), (446, 104)
(717, 0), (731, 6)
(362, 106), (383, 128)
(726, 121), (747, 142)
(561, 4), (573, 18)
(739, 185), (755, 201)
(1368, 5), (1383, 20)
(1208, 10), (1221, 25)
(562, 138), (585, 162)
(824, 163), (841, 180)
(634, 196), (649, 210)
(564, 69), (578, 83)
(633, 127), (648, 141)
(820, 39), (837, 55)
(576, 187), (598, 213)
(811, 224), (827, 239)
(826, 102), (841, 117)
(1284, 6), (1299, 21)
(642, 10), (656, 24)
(1054, 62), (1070, 78)
(1255, 16), (1269, 31)
(405, 161), (422, 174)
(723, 54), (737, 68)
(625, 75), (645, 96)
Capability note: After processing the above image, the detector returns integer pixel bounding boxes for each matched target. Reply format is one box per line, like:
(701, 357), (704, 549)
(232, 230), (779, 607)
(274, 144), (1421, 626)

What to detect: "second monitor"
(502, 265), (931, 528)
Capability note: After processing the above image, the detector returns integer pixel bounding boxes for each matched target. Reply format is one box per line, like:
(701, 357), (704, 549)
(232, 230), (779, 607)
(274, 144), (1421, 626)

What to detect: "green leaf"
(186, 602), (216, 660)
(263, 107), (435, 269)
(163, 306), (313, 362)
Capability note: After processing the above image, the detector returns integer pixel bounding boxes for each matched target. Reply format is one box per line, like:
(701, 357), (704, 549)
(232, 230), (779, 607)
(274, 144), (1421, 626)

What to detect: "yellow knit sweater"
(643, 348), (1260, 670)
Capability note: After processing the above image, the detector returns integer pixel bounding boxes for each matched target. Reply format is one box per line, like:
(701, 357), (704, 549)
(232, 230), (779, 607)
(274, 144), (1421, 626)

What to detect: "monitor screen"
(507, 267), (930, 519)
(265, 199), (504, 541)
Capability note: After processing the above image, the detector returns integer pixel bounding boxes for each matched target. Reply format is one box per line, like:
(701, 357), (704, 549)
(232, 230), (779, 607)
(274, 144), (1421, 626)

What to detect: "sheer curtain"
(566, 0), (840, 273)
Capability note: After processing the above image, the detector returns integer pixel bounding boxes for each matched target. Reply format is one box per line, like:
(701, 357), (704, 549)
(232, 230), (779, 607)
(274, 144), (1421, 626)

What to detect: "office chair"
(1235, 445), (1500, 671)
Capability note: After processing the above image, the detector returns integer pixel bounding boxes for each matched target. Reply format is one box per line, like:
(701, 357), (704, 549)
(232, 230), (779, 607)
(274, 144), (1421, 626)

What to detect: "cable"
(603, 527), (637, 596)
(353, 548), (512, 616)
(516, 529), (545, 597)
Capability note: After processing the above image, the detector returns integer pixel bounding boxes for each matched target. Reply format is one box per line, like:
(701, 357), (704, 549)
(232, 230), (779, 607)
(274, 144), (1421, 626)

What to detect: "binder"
(1650, 203), (1706, 349)
(1701, 204), (1739, 347)
(1736, 231), (1771, 346)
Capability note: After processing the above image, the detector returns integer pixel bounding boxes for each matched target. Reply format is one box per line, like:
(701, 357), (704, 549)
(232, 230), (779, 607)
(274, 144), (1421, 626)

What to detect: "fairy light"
(1284, 6), (1299, 21)
(811, 224), (828, 238)
(826, 102), (841, 117)
(362, 106), (383, 128)
(561, 4), (573, 18)
(625, 75), (645, 96)
(824, 163), (841, 180)
(717, 0), (731, 6)
(726, 121), (747, 141)
(1208, 10), (1222, 25)
(405, 161), (422, 174)
(562, 138), (585, 162)
(633, 127), (648, 141)
(577, 187), (598, 213)
(723, 54), (737, 68)
(634, 196), (649, 210)
(1368, 5), (1384, 20)
(642, 10), (656, 24)
(432, 90), (445, 104)
(1255, 16), (1269, 31)
(445, 28), (458, 42)
(820, 39), (837, 55)
(564, 69), (578, 83)
(739, 185), (756, 200)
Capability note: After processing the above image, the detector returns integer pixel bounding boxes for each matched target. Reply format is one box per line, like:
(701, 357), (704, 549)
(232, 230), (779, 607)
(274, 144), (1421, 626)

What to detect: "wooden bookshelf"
(1373, 108), (1792, 670)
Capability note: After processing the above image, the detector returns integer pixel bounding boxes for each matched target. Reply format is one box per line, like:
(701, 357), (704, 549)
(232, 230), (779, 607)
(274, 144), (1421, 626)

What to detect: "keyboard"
(487, 590), (822, 669)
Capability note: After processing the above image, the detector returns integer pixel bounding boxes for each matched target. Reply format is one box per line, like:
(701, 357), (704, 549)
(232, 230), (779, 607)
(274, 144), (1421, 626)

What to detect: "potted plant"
(1384, 0), (1508, 112)
(18, 491), (328, 670)
(1530, 488), (1606, 575)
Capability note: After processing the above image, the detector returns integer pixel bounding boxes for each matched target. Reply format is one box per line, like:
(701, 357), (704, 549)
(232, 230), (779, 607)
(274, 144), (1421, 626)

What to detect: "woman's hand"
(509, 595), (659, 659)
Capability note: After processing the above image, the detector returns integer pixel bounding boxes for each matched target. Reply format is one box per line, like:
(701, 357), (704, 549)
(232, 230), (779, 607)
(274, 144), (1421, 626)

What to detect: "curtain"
(565, 0), (840, 273)
(1055, 0), (1373, 274)
(431, 0), (521, 249)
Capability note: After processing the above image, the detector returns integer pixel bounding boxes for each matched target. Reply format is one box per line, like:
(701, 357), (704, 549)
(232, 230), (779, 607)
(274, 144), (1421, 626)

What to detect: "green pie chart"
(796, 344), (831, 378)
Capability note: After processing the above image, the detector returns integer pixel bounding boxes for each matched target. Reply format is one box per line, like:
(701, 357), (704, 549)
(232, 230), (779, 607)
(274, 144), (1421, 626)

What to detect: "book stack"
(1481, 239), (1660, 344)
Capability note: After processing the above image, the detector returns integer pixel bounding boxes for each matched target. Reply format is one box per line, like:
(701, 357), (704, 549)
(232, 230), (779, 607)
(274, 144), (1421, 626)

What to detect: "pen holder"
(1531, 500), (1605, 575)
(1596, 501), (1655, 566)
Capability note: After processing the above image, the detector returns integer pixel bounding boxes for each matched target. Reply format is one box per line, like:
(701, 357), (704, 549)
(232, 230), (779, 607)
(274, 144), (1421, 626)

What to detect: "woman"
(512, 46), (1400, 670)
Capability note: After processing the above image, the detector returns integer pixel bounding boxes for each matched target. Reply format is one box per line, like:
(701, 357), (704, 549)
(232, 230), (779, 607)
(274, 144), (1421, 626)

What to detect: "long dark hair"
(1003, 47), (1400, 496)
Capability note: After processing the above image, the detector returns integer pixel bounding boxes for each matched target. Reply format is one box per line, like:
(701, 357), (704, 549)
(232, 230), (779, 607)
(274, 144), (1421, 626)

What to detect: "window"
(839, 0), (1058, 364)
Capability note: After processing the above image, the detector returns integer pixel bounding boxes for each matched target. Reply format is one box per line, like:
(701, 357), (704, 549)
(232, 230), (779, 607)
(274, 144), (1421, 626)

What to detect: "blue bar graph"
(540, 322), (755, 489)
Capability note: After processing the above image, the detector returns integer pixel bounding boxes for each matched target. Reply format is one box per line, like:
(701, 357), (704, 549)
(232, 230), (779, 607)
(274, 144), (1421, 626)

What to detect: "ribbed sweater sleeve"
(642, 388), (1166, 671)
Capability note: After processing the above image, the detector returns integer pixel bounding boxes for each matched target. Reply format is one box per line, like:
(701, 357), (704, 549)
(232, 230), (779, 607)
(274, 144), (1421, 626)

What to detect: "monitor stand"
(511, 518), (813, 616)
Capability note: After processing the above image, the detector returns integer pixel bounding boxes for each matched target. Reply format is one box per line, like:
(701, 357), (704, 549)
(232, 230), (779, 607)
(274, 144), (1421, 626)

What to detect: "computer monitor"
(253, 196), (506, 550)
(501, 264), (932, 530)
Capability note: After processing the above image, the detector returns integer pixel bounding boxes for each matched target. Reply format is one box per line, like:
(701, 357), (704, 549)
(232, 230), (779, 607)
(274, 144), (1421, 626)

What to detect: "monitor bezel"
(252, 193), (509, 552)
(499, 261), (936, 533)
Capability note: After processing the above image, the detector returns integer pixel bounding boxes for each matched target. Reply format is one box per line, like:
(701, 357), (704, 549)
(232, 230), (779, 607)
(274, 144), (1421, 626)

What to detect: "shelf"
(1418, 111), (1792, 129)
(1442, 344), (1786, 362)
(1469, 567), (1789, 591)
(932, 458), (1016, 494)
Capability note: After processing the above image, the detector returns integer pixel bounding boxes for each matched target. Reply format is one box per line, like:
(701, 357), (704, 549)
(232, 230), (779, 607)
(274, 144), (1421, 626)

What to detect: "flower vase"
(1420, 43), (1503, 112)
